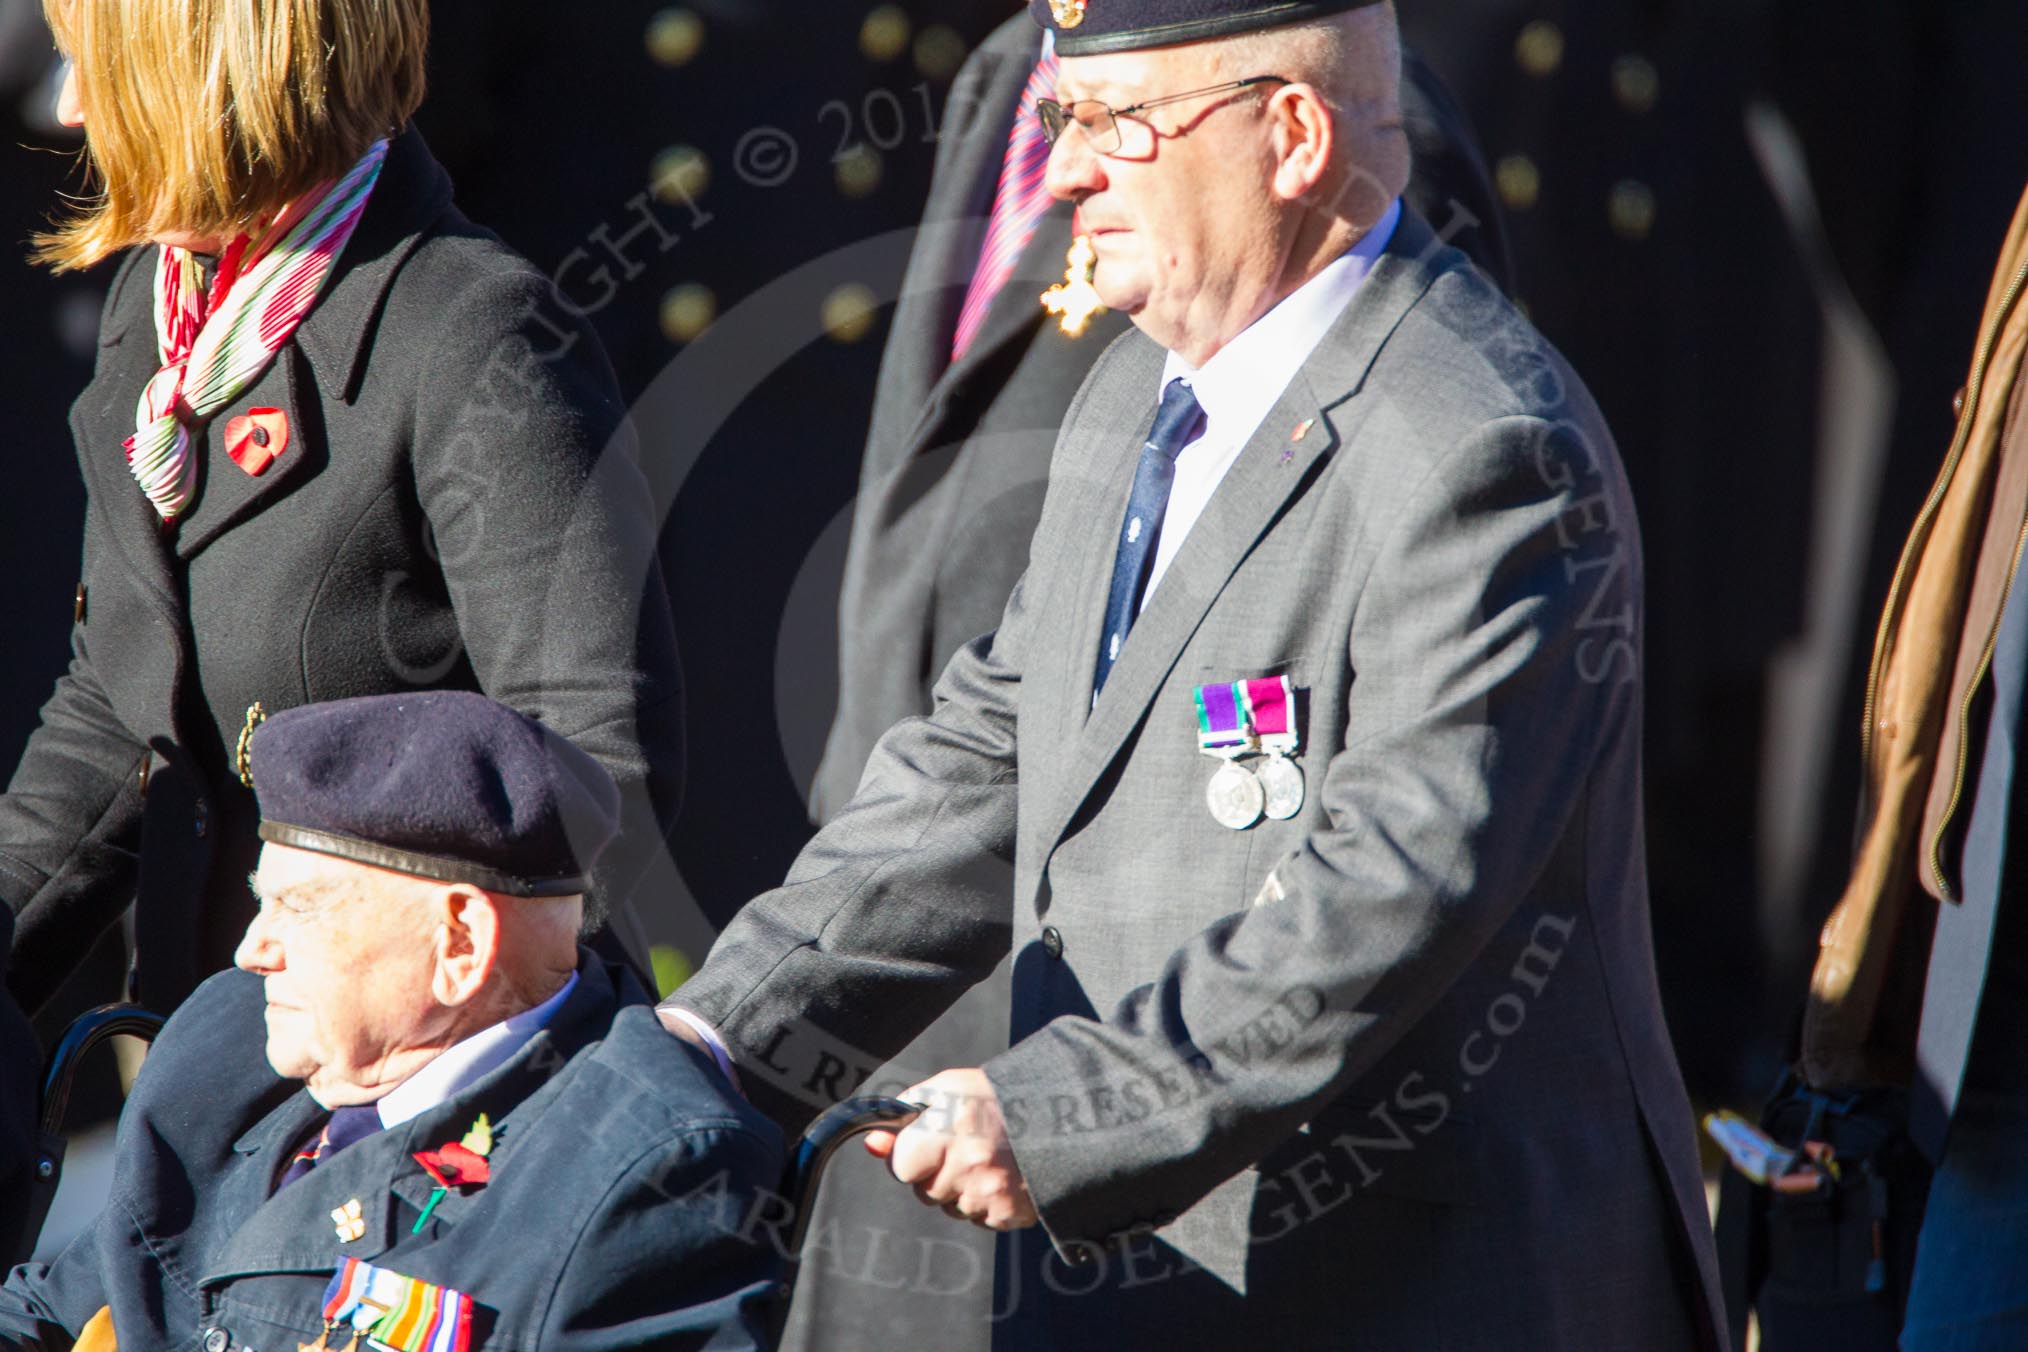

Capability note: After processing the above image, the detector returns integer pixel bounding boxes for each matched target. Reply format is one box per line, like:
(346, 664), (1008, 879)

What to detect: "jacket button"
(203, 1328), (229, 1352)
(1954, 385), (1968, 418)
(73, 584), (86, 625)
(1040, 926), (1063, 959)
(193, 799), (209, 839)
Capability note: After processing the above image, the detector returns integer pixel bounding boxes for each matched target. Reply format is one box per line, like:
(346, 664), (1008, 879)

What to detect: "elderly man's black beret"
(1030, 0), (1383, 56)
(248, 692), (619, 896)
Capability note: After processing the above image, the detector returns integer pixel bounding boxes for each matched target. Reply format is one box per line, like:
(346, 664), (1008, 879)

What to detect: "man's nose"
(234, 912), (280, 974)
(1044, 128), (1104, 203)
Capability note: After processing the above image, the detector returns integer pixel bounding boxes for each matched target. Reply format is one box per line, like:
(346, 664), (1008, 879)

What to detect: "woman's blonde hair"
(36, 0), (428, 272)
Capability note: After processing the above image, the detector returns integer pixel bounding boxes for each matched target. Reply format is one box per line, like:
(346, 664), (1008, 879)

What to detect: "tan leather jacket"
(1805, 185), (2028, 1087)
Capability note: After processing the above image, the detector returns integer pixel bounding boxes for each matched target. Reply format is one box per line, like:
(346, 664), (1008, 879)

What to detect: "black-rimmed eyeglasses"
(1036, 76), (1289, 156)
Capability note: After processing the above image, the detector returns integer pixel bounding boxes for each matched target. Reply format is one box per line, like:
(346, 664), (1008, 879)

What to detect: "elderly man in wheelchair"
(0, 692), (784, 1351)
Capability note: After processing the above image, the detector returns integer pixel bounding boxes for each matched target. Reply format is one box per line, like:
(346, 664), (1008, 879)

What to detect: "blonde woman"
(0, 0), (681, 1038)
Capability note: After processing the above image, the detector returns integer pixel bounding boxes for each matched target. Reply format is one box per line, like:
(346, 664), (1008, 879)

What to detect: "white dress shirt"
(371, 970), (578, 1127)
(1140, 198), (1401, 610)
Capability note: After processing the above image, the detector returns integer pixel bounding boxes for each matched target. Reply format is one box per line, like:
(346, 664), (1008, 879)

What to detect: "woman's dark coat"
(0, 127), (683, 1016)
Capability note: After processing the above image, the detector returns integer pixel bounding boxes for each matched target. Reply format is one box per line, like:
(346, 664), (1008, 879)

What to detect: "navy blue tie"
(274, 1103), (383, 1192)
(1093, 378), (1207, 697)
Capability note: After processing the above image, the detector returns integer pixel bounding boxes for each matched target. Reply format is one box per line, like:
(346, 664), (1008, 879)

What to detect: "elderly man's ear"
(430, 885), (502, 1008)
(1266, 84), (1336, 202)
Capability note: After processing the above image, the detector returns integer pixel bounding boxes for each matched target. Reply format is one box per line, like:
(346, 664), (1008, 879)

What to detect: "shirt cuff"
(663, 1005), (739, 1085)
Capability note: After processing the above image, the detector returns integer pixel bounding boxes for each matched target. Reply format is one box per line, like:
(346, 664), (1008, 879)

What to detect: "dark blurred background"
(4, 0), (2026, 1111)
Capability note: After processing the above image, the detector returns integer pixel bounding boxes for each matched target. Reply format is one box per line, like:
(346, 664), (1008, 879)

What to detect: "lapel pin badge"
(331, 1197), (366, 1244)
(1042, 236), (1107, 337)
(224, 407), (290, 478)
(1283, 419), (1314, 464)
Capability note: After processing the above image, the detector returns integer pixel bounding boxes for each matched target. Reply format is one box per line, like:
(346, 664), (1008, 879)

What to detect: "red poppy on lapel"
(222, 407), (289, 477)
(412, 1141), (491, 1190)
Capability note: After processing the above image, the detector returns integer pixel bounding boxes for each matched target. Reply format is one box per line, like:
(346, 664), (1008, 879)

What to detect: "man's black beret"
(1031, 0), (1384, 57)
(249, 693), (620, 897)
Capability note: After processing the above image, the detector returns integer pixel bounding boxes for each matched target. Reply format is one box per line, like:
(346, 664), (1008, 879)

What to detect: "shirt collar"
(373, 970), (579, 1129)
(1160, 197), (1402, 431)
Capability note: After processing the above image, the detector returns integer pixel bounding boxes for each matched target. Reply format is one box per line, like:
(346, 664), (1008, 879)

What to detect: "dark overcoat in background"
(0, 954), (785, 1350)
(0, 128), (684, 1020)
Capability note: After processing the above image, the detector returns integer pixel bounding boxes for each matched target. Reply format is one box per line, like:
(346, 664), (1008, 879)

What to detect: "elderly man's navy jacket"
(0, 953), (784, 1350)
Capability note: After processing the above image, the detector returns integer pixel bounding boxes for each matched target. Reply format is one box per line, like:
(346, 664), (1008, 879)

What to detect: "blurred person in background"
(1398, 0), (2028, 1107)
(1775, 183), (2028, 1351)
(0, 0), (683, 1231)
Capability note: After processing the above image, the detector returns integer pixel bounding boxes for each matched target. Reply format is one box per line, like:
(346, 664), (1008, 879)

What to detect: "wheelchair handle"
(781, 1095), (924, 1258)
(40, 1003), (165, 1136)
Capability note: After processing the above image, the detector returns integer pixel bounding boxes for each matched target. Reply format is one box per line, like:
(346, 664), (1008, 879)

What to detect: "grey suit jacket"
(813, 19), (1517, 826)
(682, 210), (1722, 1348)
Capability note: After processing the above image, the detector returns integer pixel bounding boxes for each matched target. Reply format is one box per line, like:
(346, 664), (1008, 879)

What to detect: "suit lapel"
(1019, 338), (1165, 801)
(1028, 214), (1447, 863)
(204, 1091), (348, 1279)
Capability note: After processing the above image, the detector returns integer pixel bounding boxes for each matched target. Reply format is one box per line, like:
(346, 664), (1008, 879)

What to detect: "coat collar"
(201, 952), (640, 1286)
(93, 125), (453, 392)
(288, 124), (455, 406)
(1025, 208), (1450, 864)
(73, 127), (454, 566)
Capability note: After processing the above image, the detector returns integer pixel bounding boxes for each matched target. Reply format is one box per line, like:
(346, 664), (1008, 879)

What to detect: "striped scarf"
(127, 139), (390, 522)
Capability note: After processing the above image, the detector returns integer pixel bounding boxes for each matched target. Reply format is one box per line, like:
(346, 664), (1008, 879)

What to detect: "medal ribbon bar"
(1193, 681), (1257, 756)
(1238, 676), (1299, 755)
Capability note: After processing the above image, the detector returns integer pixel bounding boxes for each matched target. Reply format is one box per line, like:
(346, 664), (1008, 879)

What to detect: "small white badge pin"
(332, 1198), (366, 1243)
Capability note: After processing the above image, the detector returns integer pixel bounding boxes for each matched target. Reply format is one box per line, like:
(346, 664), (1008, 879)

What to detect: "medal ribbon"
(1239, 676), (1299, 755)
(1193, 681), (1255, 756)
(127, 138), (389, 521)
(320, 1258), (473, 1352)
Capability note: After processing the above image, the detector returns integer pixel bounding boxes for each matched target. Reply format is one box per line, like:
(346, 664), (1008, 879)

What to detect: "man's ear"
(432, 885), (501, 1007)
(1267, 83), (1335, 202)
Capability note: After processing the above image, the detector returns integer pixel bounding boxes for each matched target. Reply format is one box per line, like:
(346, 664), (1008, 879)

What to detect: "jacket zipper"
(1860, 256), (2028, 776)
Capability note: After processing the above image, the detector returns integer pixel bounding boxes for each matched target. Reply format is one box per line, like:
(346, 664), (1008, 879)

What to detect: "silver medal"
(1258, 754), (1305, 820)
(1206, 760), (1265, 830)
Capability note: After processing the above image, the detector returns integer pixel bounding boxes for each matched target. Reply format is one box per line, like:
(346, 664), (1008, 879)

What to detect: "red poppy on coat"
(412, 1141), (492, 1190)
(223, 407), (289, 477)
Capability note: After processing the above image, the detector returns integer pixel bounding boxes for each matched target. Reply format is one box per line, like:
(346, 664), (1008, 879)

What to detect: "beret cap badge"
(1048, 0), (1087, 28)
